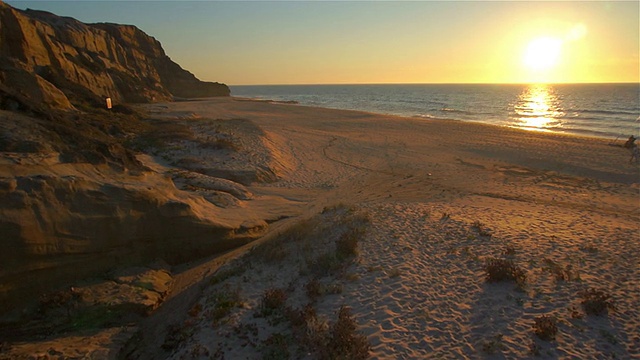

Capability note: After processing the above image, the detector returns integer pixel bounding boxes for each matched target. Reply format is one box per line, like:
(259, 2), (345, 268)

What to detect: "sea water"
(230, 84), (640, 140)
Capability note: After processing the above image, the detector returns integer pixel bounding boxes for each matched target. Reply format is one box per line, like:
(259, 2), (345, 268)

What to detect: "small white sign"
(106, 98), (112, 109)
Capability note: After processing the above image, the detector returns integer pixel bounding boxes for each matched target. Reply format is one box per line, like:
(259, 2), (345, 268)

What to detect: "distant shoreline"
(230, 83), (640, 141)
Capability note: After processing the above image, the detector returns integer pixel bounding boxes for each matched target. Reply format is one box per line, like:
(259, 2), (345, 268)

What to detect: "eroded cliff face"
(0, 2), (245, 320)
(0, 2), (229, 112)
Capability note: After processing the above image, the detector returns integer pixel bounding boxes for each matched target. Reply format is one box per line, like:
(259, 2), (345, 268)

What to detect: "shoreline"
(229, 83), (640, 141)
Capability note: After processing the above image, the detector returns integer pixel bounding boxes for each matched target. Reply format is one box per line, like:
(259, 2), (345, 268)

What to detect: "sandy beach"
(123, 98), (638, 359)
(3, 97), (638, 359)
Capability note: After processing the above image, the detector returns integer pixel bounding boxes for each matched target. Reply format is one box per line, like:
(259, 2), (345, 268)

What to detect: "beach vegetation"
(209, 264), (247, 285)
(484, 257), (527, 287)
(206, 286), (243, 325)
(471, 220), (492, 237)
(579, 288), (614, 315)
(336, 227), (365, 259)
(319, 305), (370, 360)
(310, 253), (343, 276)
(256, 288), (288, 318)
(481, 333), (505, 354)
(543, 258), (580, 282)
(197, 136), (240, 151)
(260, 333), (291, 360)
(533, 315), (558, 341)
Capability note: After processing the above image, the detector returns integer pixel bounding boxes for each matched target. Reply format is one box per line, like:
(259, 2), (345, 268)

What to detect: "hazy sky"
(6, 1), (640, 85)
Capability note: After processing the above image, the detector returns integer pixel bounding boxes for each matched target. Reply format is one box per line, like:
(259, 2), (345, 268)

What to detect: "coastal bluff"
(0, 1), (274, 325)
(0, 1), (229, 111)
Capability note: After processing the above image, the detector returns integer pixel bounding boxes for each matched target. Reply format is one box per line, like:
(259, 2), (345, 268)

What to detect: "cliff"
(0, 2), (269, 322)
(0, 2), (229, 112)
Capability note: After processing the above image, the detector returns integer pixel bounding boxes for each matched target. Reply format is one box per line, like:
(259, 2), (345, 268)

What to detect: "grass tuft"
(256, 288), (288, 318)
(579, 288), (614, 315)
(484, 257), (527, 287)
(533, 315), (558, 341)
(319, 306), (370, 360)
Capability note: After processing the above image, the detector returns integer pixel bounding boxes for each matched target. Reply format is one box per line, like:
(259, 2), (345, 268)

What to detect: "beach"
(127, 98), (638, 359)
(3, 97), (639, 359)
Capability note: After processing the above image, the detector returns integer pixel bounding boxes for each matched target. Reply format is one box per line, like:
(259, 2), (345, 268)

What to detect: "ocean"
(230, 84), (640, 140)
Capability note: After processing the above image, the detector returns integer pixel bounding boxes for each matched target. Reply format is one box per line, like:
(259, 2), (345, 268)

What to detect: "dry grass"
(319, 306), (371, 360)
(543, 258), (580, 282)
(533, 315), (558, 341)
(484, 257), (527, 287)
(206, 286), (243, 325)
(471, 220), (493, 237)
(579, 288), (614, 316)
(256, 288), (288, 318)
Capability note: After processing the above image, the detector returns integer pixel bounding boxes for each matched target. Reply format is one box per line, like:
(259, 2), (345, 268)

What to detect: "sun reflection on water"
(512, 85), (565, 132)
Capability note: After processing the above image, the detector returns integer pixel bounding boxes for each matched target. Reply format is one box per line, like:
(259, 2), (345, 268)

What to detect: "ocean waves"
(231, 83), (640, 139)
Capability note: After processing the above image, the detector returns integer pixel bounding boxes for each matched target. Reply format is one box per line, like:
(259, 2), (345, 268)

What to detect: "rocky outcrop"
(0, 2), (229, 112)
(0, 166), (265, 318)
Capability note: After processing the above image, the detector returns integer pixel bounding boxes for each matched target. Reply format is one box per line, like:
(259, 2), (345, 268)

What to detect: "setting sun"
(523, 37), (563, 72)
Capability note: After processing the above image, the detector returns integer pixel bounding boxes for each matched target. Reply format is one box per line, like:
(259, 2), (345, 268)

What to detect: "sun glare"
(523, 37), (563, 72)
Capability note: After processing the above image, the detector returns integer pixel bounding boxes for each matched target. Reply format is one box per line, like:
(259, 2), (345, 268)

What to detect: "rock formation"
(0, 2), (258, 321)
(0, 1), (229, 112)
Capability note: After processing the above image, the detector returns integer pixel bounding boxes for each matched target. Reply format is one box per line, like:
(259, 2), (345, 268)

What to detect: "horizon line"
(229, 81), (640, 87)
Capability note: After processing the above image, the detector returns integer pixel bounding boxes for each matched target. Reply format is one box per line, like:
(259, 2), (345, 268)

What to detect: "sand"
(3, 97), (639, 359)
(129, 98), (639, 359)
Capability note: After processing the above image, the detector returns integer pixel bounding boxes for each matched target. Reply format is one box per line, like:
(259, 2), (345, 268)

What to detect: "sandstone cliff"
(0, 2), (229, 112)
(0, 2), (267, 322)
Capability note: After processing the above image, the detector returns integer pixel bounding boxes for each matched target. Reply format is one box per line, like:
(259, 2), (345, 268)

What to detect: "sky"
(6, 1), (640, 85)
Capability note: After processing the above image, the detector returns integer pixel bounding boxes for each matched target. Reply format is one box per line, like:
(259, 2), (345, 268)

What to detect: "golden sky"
(9, 1), (640, 85)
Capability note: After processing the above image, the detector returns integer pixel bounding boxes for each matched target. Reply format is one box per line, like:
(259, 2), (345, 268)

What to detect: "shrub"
(580, 288), (614, 315)
(533, 315), (558, 341)
(256, 288), (288, 317)
(206, 287), (243, 324)
(336, 227), (365, 259)
(484, 258), (527, 287)
(320, 306), (370, 360)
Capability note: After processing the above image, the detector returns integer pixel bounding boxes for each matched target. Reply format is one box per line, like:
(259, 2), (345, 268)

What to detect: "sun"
(523, 37), (563, 71)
